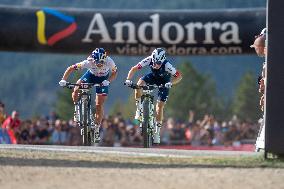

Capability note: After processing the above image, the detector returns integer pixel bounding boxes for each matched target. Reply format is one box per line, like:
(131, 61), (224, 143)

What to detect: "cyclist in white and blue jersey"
(125, 48), (182, 144)
(59, 48), (117, 141)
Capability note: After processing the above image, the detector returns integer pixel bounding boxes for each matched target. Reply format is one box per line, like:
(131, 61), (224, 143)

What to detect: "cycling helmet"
(152, 48), (166, 65)
(91, 48), (107, 64)
(260, 28), (267, 36)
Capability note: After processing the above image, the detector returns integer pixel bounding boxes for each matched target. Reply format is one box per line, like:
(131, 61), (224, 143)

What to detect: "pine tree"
(166, 62), (223, 121)
(109, 92), (136, 120)
(232, 71), (261, 122)
(54, 71), (83, 120)
(55, 89), (74, 120)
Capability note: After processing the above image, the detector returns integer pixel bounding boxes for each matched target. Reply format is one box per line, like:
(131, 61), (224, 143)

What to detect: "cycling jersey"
(74, 56), (117, 77)
(137, 56), (177, 78)
(137, 56), (178, 102)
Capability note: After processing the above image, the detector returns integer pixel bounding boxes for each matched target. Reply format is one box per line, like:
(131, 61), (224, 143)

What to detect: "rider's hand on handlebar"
(59, 80), (67, 87)
(125, 79), (132, 86)
(101, 80), (110, 86)
(165, 82), (172, 89)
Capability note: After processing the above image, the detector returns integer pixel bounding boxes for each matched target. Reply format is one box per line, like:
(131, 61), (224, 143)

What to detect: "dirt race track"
(0, 145), (283, 189)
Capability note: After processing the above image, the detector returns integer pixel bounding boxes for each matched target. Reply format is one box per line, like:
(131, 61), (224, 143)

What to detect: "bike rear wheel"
(142, 98), (153, 148)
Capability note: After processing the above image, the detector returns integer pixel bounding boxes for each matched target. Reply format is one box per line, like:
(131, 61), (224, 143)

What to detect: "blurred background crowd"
(0, 101), (259, 148)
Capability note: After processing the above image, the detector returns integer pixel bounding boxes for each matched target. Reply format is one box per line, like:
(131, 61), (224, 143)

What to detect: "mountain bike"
(64, 82), (100, 146)
(125, 83), (163, 148)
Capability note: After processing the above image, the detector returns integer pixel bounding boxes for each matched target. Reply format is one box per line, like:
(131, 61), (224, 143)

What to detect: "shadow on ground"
(0, 156), (274, 169)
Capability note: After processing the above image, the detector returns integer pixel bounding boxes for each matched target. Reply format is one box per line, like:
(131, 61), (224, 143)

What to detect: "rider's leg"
(156, 100), (165, 126)
(154, 100), (165, 140)
(95, 94), (107, 125)
(93, 94), (107, 141)
(91, 73), (109, 141)
(72, 79), (82, 103)
(153, 101), (165, 144)
(134, 79), (146, 120)
(72, 80), (82, 122)
(154, 87), (169, 144)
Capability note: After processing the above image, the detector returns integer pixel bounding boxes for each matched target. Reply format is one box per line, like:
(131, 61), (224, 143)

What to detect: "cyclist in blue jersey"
(59, 48), (118, 141)
(125, 48), (182, 144)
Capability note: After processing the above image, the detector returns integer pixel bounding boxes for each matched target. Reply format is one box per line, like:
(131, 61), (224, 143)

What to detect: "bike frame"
(126, 84), (163, 148)
(65, 82), (99, 146)
(78, 88), (94, 146)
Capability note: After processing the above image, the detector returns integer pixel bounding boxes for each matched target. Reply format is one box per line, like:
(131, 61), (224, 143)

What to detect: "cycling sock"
(136, 98), (141, 106)
(156, 122), (162, 133)
(74, 105), (79, 115)
(135, 98), (142, 111)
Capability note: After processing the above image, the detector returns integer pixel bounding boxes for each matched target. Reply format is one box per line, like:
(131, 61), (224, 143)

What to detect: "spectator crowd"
(0, 101), (260, 147)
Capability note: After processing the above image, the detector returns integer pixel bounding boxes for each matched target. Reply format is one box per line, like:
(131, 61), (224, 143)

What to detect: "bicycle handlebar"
(64, 82), (101, 89)
(124, 83), (165, 90)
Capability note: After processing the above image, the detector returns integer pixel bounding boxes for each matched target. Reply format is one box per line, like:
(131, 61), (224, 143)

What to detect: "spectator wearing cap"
(251, 28), (267, 151)
(250, 28), (267, 58)
(250, 28), (267, 111)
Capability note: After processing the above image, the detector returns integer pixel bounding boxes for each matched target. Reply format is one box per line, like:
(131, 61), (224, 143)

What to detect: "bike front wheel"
(142, 98), (153, 148)
(81, 100), (91, 146)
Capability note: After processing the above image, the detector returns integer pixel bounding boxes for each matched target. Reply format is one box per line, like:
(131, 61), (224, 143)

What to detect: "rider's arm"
(171, 70), (182, 84)
(126, 65), (139, 80)
(127, 56), (151, 80)
(61, 65), (76, 81)
(165, 62), (182, 85)
(106, 57), (118, 82)
(108, 68), (118, 82)
(61, 61), (88, 80)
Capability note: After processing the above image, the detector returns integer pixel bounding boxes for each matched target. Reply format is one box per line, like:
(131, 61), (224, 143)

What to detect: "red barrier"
(156, 144), (255, 151)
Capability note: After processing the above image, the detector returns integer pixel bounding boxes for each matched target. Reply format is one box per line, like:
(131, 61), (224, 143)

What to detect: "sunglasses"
(94, 59), (105, 65)
(153, 61), (162, 66)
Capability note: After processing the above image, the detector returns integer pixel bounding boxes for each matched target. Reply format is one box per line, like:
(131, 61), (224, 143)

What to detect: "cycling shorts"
(80, 70), (109, 95)
(141, 73), (171, 102)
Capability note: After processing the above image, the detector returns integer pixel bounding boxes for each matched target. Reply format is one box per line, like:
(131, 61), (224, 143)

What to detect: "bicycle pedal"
(94, 131), (101, 142)
(153, 132), (161, 144)
(80, 128), (84, 135)
(94, 137), (100, 143)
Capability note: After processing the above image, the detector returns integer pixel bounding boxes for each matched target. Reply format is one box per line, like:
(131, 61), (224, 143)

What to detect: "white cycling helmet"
(152, 48), (166, 65)
(260, 28), (267, 36)
(91, 48), (107, 64)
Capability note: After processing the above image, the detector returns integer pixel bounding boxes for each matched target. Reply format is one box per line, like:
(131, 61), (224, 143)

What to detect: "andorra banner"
(0, 5), (265, 56)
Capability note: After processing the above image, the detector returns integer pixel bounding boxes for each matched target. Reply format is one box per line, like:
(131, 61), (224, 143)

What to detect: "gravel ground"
(0, 145), (283, 189)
